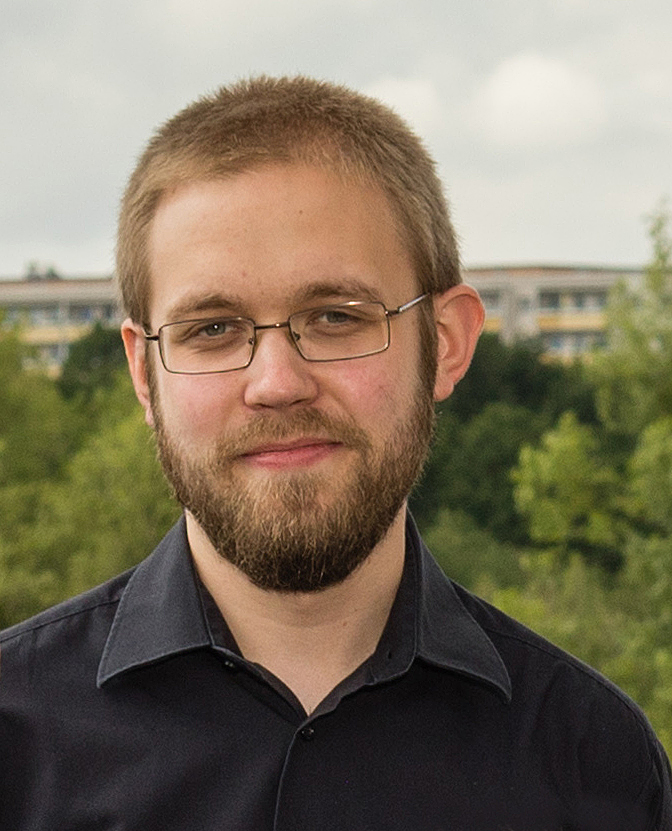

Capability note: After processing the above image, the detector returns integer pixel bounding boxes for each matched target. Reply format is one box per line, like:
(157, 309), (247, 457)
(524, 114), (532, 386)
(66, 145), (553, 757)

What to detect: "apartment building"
(0, 264), (642, 371)
(466, 265), (641, 360)
(0, 271), (119, 372)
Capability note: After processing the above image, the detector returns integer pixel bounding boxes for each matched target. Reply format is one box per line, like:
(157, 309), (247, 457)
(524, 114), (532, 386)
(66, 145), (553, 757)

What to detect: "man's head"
(117, 75), (461, 329)
(120, 78), (483, 593)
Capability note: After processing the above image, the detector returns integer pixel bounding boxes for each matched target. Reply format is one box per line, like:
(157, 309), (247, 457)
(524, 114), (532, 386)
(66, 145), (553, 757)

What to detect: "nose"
(242, 326), (319, 410)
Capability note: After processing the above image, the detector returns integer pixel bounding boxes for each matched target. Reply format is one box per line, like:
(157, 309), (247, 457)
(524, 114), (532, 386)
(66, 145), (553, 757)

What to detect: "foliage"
(590, 202), (672, 436)
(497, 207), (672, 756)
(479, 536), (672, 755)
(513, 412), (623, 570)
(0, 363), (177, 629)
(0, 328), (82, 486)
(423, 507), (523, 590)
(625, 416), (672, 535)
(57, 322), (127, 401)
(412, 334), (596, 539)
(446, 333), (597, 425)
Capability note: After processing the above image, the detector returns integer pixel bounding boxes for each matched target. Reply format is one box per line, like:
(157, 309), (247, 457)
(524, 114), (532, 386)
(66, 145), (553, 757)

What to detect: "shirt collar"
(406, 516), (511, 700)
(97, 517), (209, 687)
(98, 514), (511, 702)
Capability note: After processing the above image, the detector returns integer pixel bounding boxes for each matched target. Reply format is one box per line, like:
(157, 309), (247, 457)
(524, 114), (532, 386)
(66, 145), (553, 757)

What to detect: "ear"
(432, 284), (484, 402)
(121, 318), (155, 428)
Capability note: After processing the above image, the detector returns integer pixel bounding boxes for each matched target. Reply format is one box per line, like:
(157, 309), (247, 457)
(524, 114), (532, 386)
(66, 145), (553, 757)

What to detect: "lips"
(239, 437), (342, 468)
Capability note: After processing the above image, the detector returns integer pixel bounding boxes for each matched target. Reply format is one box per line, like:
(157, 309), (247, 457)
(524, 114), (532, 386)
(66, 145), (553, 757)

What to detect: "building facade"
(0, 265), (642, 372)
(466, 265), (641, 360)
(0, 273), (119, 372)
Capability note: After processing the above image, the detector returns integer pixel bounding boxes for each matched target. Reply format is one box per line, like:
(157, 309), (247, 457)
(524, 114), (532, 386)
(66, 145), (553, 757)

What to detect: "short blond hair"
(116, 75), (462, 325)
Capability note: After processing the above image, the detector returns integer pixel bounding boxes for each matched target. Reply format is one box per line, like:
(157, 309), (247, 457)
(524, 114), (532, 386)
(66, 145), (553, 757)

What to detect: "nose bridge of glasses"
(253, 319), (293, 334)
(250, 318), (303, 357)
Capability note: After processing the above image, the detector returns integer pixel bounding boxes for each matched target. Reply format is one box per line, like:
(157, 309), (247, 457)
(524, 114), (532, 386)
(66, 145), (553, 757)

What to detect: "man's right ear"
(121, 319), (155, 428)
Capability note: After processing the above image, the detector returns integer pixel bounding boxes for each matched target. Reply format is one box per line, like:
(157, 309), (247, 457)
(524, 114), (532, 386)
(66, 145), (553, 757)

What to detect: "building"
(0, 264), (643, 372)
(466, 265), (641, 360)
(0, 271), (119, 373)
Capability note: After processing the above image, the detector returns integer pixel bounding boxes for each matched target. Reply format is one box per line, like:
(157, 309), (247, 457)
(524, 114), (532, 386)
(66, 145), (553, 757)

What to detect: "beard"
(151, 377), (435, 593)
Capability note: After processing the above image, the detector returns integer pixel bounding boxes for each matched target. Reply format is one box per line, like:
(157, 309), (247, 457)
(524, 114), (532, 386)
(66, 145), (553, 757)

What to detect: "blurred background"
(1, 0), (672, 755)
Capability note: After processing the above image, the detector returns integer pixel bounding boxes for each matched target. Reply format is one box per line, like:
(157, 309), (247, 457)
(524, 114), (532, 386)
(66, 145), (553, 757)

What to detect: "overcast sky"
(2, 0), (671, 278)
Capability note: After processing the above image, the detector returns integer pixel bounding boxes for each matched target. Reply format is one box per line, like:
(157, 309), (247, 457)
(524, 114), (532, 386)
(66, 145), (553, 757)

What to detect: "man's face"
(142, 164), (435, 592)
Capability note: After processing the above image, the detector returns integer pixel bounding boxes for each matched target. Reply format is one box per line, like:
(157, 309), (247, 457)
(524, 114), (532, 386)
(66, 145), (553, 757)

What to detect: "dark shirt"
(1, 516), (670, 830)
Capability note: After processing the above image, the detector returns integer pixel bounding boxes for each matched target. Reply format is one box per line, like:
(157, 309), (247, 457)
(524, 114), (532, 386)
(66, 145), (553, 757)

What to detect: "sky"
(1, 0), (671, 278)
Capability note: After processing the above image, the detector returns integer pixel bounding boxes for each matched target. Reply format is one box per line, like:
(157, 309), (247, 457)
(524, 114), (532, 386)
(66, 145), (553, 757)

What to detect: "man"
(1, 76), (670, 830)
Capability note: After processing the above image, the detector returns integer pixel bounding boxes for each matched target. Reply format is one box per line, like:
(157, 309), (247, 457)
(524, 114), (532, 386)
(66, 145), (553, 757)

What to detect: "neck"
(187, 508), (407, 714)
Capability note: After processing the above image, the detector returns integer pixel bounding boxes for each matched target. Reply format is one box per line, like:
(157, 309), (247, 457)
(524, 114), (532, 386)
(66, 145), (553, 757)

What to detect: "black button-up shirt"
(1, 516), (670, 829)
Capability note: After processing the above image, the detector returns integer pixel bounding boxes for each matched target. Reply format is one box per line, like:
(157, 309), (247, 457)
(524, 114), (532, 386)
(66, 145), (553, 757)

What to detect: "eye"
(307, 305), (378, 328)
(198, 319), (235, 337)
(319, 309), (360, 325)
(172, 317), (250, 346)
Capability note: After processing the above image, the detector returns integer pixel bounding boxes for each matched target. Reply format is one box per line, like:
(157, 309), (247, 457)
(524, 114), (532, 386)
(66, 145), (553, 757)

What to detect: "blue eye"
(198, 320), (231, 337)
(320, 309), (359, 325)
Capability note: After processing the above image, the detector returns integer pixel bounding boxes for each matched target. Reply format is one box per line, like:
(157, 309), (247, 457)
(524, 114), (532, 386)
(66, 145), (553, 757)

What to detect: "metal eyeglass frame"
(143, 293), (429, 375)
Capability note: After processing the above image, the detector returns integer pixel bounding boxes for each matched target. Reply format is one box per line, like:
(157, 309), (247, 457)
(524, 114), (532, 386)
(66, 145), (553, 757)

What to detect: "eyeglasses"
(144, 294), (429, 375)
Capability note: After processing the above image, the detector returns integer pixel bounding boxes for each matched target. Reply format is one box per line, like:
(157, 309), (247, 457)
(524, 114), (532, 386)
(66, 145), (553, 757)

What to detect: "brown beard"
(151, 375), (435, 593)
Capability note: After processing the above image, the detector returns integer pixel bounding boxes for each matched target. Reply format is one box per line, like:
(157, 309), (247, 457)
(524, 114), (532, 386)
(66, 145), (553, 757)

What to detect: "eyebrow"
(163, 278), (384, 323)
(291, 279), (383, 306)
(164, 291), (247, 322)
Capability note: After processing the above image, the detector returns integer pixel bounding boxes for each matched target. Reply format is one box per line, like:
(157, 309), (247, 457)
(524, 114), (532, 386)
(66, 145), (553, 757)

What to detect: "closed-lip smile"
(240, 437), (342, 468)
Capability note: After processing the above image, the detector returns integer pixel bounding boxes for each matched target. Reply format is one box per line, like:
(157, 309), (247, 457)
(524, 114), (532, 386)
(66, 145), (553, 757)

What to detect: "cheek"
(156, 375), (240, 440)
(330, 354), (416, 427)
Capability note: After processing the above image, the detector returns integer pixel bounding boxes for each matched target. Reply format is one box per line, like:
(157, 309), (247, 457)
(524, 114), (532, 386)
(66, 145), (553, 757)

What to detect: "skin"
(122, 163), (484, 713)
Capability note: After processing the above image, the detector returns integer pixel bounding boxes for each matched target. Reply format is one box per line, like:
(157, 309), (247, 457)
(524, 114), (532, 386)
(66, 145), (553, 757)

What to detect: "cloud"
(476, 53), (607, 151)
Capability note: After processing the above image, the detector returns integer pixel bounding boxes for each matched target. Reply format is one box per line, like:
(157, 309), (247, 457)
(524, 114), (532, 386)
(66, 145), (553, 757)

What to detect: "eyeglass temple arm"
(387, 293), (429, 318)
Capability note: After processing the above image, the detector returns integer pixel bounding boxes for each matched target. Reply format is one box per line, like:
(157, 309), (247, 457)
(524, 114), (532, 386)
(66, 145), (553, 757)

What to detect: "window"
(543, 333), (565, 353)
(29, 305), (60, 325)
(479, 291), (501, 312)
(69, 305), (95, 323)
(539, 291), (561, 311)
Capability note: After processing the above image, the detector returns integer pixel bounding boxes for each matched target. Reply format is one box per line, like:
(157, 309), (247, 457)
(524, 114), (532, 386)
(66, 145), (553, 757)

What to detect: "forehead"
(146, 164), (417, 324)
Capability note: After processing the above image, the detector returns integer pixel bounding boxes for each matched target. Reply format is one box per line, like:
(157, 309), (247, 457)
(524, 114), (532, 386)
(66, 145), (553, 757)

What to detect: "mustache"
(208, 409), (372, 463)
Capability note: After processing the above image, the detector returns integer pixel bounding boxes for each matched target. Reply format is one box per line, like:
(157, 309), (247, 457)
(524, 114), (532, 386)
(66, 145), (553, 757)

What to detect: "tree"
(58, 322), (128, 401)
(512, 411), (623, 570)
(414, 402), (547, 541)
(412, 333), (597, 537)
(423, 507), (523, 590)
(625, 416), (672, 535)
(0, 398), (178, 627)
(447, 333), (597, 425)
(590, 204), (672, 436)
(0, 324), (81, 487)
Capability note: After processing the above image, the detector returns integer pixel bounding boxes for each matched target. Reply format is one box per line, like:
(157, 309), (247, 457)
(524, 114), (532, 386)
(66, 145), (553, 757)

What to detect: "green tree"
(0, 397), (178, 627)
(478, 534), (672, 756)
(423, 507), (523, 590)
(422, 402), (546, 541)
(0, 325), (81, 486)
(625, 416), (672, 535)
(513, 411), (623, 570)
(447, 333), (597, 425)
(412, 334), (597, 537)
(590, 204), (672, 436)
(58, 322), (127, 401)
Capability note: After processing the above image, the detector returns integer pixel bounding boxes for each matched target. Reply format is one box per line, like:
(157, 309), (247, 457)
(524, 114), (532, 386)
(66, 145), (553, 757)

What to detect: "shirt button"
(222, 659), (237, 672)
(299, 726), (315, 741)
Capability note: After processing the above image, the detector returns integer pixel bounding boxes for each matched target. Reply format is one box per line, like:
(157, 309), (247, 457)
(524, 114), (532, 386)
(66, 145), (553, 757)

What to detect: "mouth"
(238, 437), (344, 469)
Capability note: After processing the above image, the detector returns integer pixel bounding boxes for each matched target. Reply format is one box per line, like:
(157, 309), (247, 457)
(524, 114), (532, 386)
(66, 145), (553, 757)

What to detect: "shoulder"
(0, 569), (134, 679)
(451, 582), (671, 809)
(452, 581), (649, 721)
